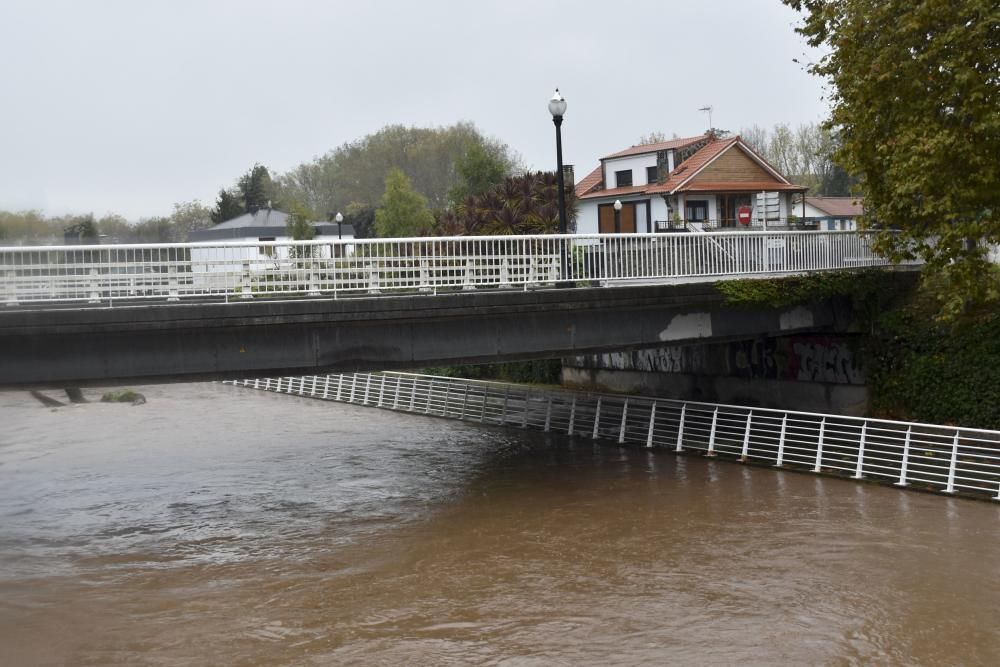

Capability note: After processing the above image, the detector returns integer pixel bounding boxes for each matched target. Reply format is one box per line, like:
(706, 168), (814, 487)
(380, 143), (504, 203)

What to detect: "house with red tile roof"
(574, 133), (808, 234)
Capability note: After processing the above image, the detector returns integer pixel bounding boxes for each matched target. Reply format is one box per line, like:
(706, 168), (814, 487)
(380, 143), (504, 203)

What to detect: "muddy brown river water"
(1, 382), (998, 666)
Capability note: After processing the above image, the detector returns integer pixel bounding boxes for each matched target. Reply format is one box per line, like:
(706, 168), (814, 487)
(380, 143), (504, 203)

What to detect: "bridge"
(0, 231), (906, 387)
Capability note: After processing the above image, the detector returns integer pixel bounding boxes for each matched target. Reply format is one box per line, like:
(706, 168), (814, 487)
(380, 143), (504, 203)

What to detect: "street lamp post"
(614, 199), (622, 234)
(548, 88), (569, 285)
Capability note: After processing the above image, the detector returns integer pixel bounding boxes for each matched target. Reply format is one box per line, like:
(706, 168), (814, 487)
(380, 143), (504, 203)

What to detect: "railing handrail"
(374, 371), (1000, 437)
(1, 229), (882, 253)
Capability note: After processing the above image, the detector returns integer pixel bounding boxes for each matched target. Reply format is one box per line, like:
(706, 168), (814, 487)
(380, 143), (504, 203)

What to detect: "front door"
(598, 203), (637, 233)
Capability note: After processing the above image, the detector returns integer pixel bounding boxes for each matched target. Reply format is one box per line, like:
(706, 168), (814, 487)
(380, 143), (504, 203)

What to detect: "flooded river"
(1, 382), (998, 666)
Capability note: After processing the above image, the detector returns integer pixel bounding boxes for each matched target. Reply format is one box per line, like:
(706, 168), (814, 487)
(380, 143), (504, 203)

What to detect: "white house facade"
(575, 134), (807, 234)
(800, 196), (864, 231)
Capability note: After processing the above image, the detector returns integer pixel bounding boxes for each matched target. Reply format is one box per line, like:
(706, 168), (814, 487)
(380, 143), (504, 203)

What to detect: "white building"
(187, 209), (355, 273)
(800, 196), (864, 231)
(574, 134), (807, 233)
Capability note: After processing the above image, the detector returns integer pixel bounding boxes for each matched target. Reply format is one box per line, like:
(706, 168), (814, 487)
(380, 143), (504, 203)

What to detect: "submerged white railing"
(2, 231), (896, 305)
(225, 372), (1000, 501)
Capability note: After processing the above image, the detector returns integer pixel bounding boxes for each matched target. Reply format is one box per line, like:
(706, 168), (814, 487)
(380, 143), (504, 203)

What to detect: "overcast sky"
(0, 0), (827, 220)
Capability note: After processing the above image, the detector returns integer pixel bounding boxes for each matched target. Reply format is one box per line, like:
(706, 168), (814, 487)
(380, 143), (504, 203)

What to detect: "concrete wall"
(563, 333), (869, 415)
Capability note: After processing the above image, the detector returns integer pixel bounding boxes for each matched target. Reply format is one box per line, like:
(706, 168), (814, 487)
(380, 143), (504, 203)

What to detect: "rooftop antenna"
(698, 105), (714, 132)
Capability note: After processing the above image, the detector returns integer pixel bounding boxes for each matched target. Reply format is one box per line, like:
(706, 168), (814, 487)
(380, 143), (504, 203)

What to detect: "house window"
(259, 236), (276, 257)
(615, 169), (633, 188)
(685, 200), (708, 223)
(646, 166), (658, 184)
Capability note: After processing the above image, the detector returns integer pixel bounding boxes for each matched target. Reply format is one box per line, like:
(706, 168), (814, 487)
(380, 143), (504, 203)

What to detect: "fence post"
(425, 379), (435, 414)
(480, 390), (487, 423)
(944, 430), (960, 494)
(675, 404), (687, 452)
(167, 263), (179, 301)
(460, 385), (469, 419)
(408, 377), (417, 411)
(367, 261), (380, 295)
(392, 376), (401, 410)
(444, 383), (452, 417)
(707, 407), (719, 456)
(618, 399), (629, 444)
(499, 257), (511, 289)
(895, 426), (912, 487)
(521, 391), (529, 428)
(646, 401), (657, 448)
(813, 417), (826, 473)
(592, 397), (602, 439)
(4, 269), (18, 306)
(363, 374), (372, 405)
(544, 395), (553, 433)
(740, 410), (753, 462)
(568, 396), (576, 436)
(419, 259), (431, 293)
(349, 373), (358, 403)
(852, 422), (868, 479)
(88, 267), (100, 304)
(463, 259), (476, 291)
(377, 376), (385, 407)
(774, 414), (788, 467)
(241, 261), (253, 299)
(500, 386), (509, 423)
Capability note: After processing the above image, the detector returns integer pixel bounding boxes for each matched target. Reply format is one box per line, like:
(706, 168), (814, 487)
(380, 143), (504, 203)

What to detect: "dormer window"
(615, 169), (633, 187)
(646, 166), (658, 184)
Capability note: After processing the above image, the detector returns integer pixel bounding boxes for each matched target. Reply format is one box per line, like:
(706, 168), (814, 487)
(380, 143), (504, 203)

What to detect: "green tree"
(437, 171), (577, 236)
(374, 168), (435, 238)
(276, 122), (520, 217)
(784, 0), (1000, 316)
(285, 202), (316, 241)
(63, 215), (98, 243)
(169, 201), (213, 240)
(447, 141), (511, 206)
(210, 188), (244, 223)
(237, 164), (276, 213)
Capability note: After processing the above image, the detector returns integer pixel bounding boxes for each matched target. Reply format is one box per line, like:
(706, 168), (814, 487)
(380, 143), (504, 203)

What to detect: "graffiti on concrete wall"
(569, 335), (864, 385)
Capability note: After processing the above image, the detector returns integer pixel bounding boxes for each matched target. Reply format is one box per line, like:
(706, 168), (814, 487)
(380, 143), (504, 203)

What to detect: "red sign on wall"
(737, 206), (752, 225)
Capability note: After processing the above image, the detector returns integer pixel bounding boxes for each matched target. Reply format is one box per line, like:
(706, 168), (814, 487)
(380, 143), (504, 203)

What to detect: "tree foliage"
(437, 171), (577, 236)
(447, 141), (510, 206)
(210, 188), (245, 223)
(783, 0), (1000, 316)
(277, 122), (520, 217)
(739, 122), (853, 195)
(237, 164), (276, 213)
(374, 168), (436, 238)
(284, 202), (316, 241)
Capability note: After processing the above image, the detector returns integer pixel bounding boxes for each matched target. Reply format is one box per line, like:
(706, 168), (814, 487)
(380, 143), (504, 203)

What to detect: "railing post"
(568, 396), (576, 436)
(774, 413), (788, 467)
(307, 264), (320, 297)
(646, 401), (657, 448)
(363, 374), (372, 405)
(460, 384), (469, 419)
(813, 417), (826, 472)
(376, 375), (385, 407)
(707, 407), (719, 456)
(335, 374), (344, 401)
(675, 404), (686, 452)
(444, 383), (452, 417)
(419, 259), (431, 293)
(408, 377), (417, 411)
(499, 257), (511, 289)
(592, 397), (602, 439)
(88, 267), (100, 304)
(544, 395), (553, 433)
(241, 261), (253, 299)
(740, 410), (753, 462)
(392, 376), (401, 410)
(463, 259), (476, 291)
(521, 391), (529, 428)
(852, 422), (868, 479)
(425, 379), (435, 414)
(349, 373), (358, 403)
(480, 390), (487, 423)
(895, 426), (912, 487)
(367, 261), (380, 295)
(167, 263), (179, 301)
(322, 375), (330, 399)
(944, 430), (960, 494)
(618, 399), (629, 444)
(500, 386), (509, 423)
(4, 270), (18, 307)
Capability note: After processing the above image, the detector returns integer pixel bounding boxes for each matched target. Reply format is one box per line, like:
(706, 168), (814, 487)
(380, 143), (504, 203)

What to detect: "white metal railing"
(1, 231), (898, 305)
(224, 372), (1000, 501)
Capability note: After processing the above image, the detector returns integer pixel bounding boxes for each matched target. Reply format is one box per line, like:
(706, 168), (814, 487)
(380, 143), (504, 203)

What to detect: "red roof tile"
(805, 196), (864, 217)
(602, 134), (710, 159)
(574, 165), (603, 198)
(680, 181), (806, 192)
(646, 137), (741, 194)
(579, 184), (651, 200)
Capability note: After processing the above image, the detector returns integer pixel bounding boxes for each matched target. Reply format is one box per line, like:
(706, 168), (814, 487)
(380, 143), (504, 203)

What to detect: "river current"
(1, 382), (998, 666)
